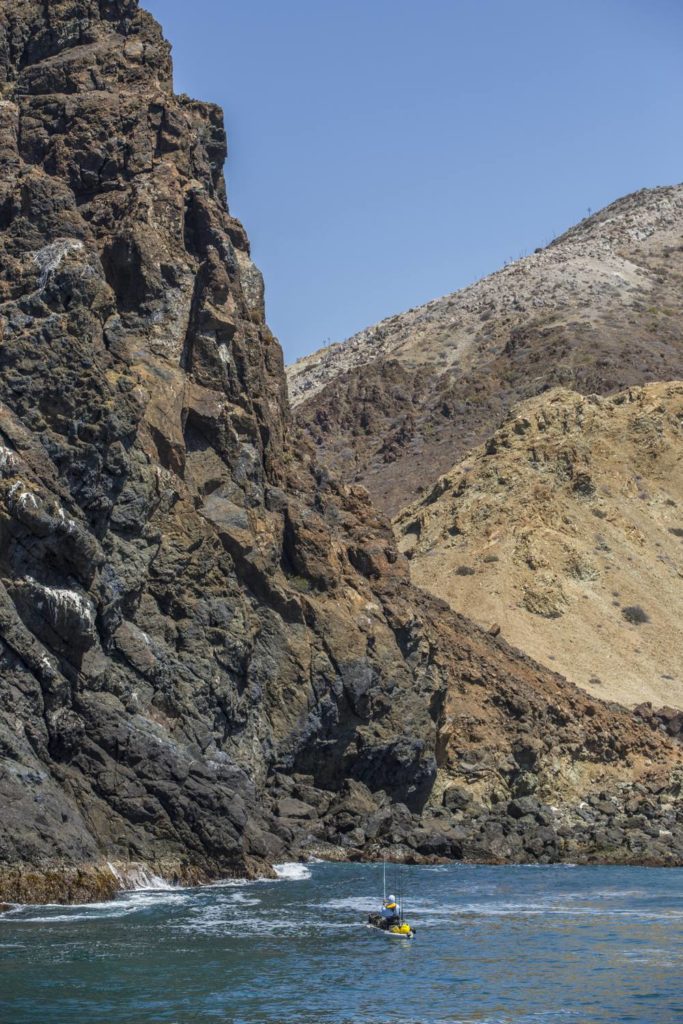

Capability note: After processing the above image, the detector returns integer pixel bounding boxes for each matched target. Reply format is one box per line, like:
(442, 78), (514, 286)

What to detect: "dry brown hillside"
(394, 383), (683, 710)
(289, 185), (683, 516)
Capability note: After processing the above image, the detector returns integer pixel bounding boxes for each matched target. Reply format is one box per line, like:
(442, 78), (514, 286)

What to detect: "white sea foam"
(13, 908), (136, 924)
(117, 891), (188, 910)
(204, 863), (312, 890)
(184, 904), (351, 939)
(569, 888), (648, 899)
(107, 862), (176, 892)
(453, 899), (683, 921)
(204, 878), (257, 889)
(230, 893), (261, 906)
(9, 887), (190, 925)
(430, 1016), (577, 1024)
(176, 906), (309, 938)
(319, 896), (378, 912)
(272, 862), (312, 881)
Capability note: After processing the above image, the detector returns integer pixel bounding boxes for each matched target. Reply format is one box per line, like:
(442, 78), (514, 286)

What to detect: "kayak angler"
(382, 895), (400, 926)
(367, 892), (416, 939)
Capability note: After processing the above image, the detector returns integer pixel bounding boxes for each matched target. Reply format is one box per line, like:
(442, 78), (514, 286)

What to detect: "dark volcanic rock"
(0, 0), (439, 895)
(276, 798), (317, 820)
(634, 703), (683, 742)
(0, 1), (682, 902)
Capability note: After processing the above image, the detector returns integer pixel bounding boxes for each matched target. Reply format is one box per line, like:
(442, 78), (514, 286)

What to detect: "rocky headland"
(0, 1), (682, 904)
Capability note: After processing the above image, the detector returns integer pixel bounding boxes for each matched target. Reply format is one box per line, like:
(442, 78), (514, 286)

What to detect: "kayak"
(367, 913), (415, 939)
(367, 923), (415, 940)
(368, 863), (416, 939)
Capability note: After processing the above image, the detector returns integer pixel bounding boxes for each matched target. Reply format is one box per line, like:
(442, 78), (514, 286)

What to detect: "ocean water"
(1, 862), (682, 1024)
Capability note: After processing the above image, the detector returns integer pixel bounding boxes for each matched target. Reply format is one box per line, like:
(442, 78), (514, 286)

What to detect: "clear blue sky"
(144, 0), (683, 364)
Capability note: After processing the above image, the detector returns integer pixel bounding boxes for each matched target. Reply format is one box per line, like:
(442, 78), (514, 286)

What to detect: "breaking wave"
(272, 862), (312, 881)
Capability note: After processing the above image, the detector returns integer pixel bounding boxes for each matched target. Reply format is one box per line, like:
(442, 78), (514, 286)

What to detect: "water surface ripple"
(1, 862), (682, 1023)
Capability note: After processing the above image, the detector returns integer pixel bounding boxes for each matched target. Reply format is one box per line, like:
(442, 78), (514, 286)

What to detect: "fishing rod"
(397, 862), (403, 924)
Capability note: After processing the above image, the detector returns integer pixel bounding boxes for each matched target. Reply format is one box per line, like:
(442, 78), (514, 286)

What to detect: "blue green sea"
(1, 862), (682, 1023)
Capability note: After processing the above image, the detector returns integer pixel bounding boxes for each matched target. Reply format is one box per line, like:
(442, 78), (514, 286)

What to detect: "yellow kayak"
(367, 914), (415, 939)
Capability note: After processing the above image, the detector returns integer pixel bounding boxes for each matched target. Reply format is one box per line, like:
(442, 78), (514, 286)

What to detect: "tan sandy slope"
(395, 383), (683, 709)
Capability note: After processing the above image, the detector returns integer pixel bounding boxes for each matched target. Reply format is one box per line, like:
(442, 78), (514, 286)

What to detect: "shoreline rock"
(0, 856), (275, 906)
(5, 816), (683, 908)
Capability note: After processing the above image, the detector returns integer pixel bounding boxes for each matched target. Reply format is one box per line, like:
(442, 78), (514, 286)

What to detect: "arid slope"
(395, 383), (683, 709)
(289, 186), (683, 515)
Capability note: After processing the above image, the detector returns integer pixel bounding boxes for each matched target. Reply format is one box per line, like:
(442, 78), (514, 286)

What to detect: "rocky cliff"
(395, 383), (683, 710)
(289, 185), (683, 516)
(0, 2), (682, 904)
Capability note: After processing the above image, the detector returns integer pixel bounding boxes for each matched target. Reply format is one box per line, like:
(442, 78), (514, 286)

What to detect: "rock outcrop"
(395, 383), (683, 709)
(289, 184), (683, 516)
(0, 2), (682, 902)
(0, 0), (441, 900)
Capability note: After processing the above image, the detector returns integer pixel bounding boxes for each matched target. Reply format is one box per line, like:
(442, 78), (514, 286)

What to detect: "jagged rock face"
(0, 2), (682, 902)
(0, 0), (441, 897)
(289, 185), (683, 516)
(395, 383), (683, 709)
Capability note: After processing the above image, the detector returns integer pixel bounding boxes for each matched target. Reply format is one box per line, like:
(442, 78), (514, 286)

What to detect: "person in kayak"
(381, 895), (400, 928)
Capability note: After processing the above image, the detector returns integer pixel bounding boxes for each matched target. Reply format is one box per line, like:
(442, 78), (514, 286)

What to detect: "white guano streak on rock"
(33, 239), (84, 289)
(0, 445), (18, 476)
(25, 576), (96, 631)
(7, 481), (41, 511)
(54, 507), (78, 534)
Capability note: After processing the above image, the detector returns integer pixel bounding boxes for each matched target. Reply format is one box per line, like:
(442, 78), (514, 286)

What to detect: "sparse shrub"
(455, 565), (476, 576)
(288, 576), (312, 594)
(669, 527), (683, 538)
(482, 554), (499, 564)
(566, 551), (599, 582)
(522, 575), (568, 618)
(572, 472), (596, 497)
(622, 605), (650, 625)
(592, 508), (607, 519)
